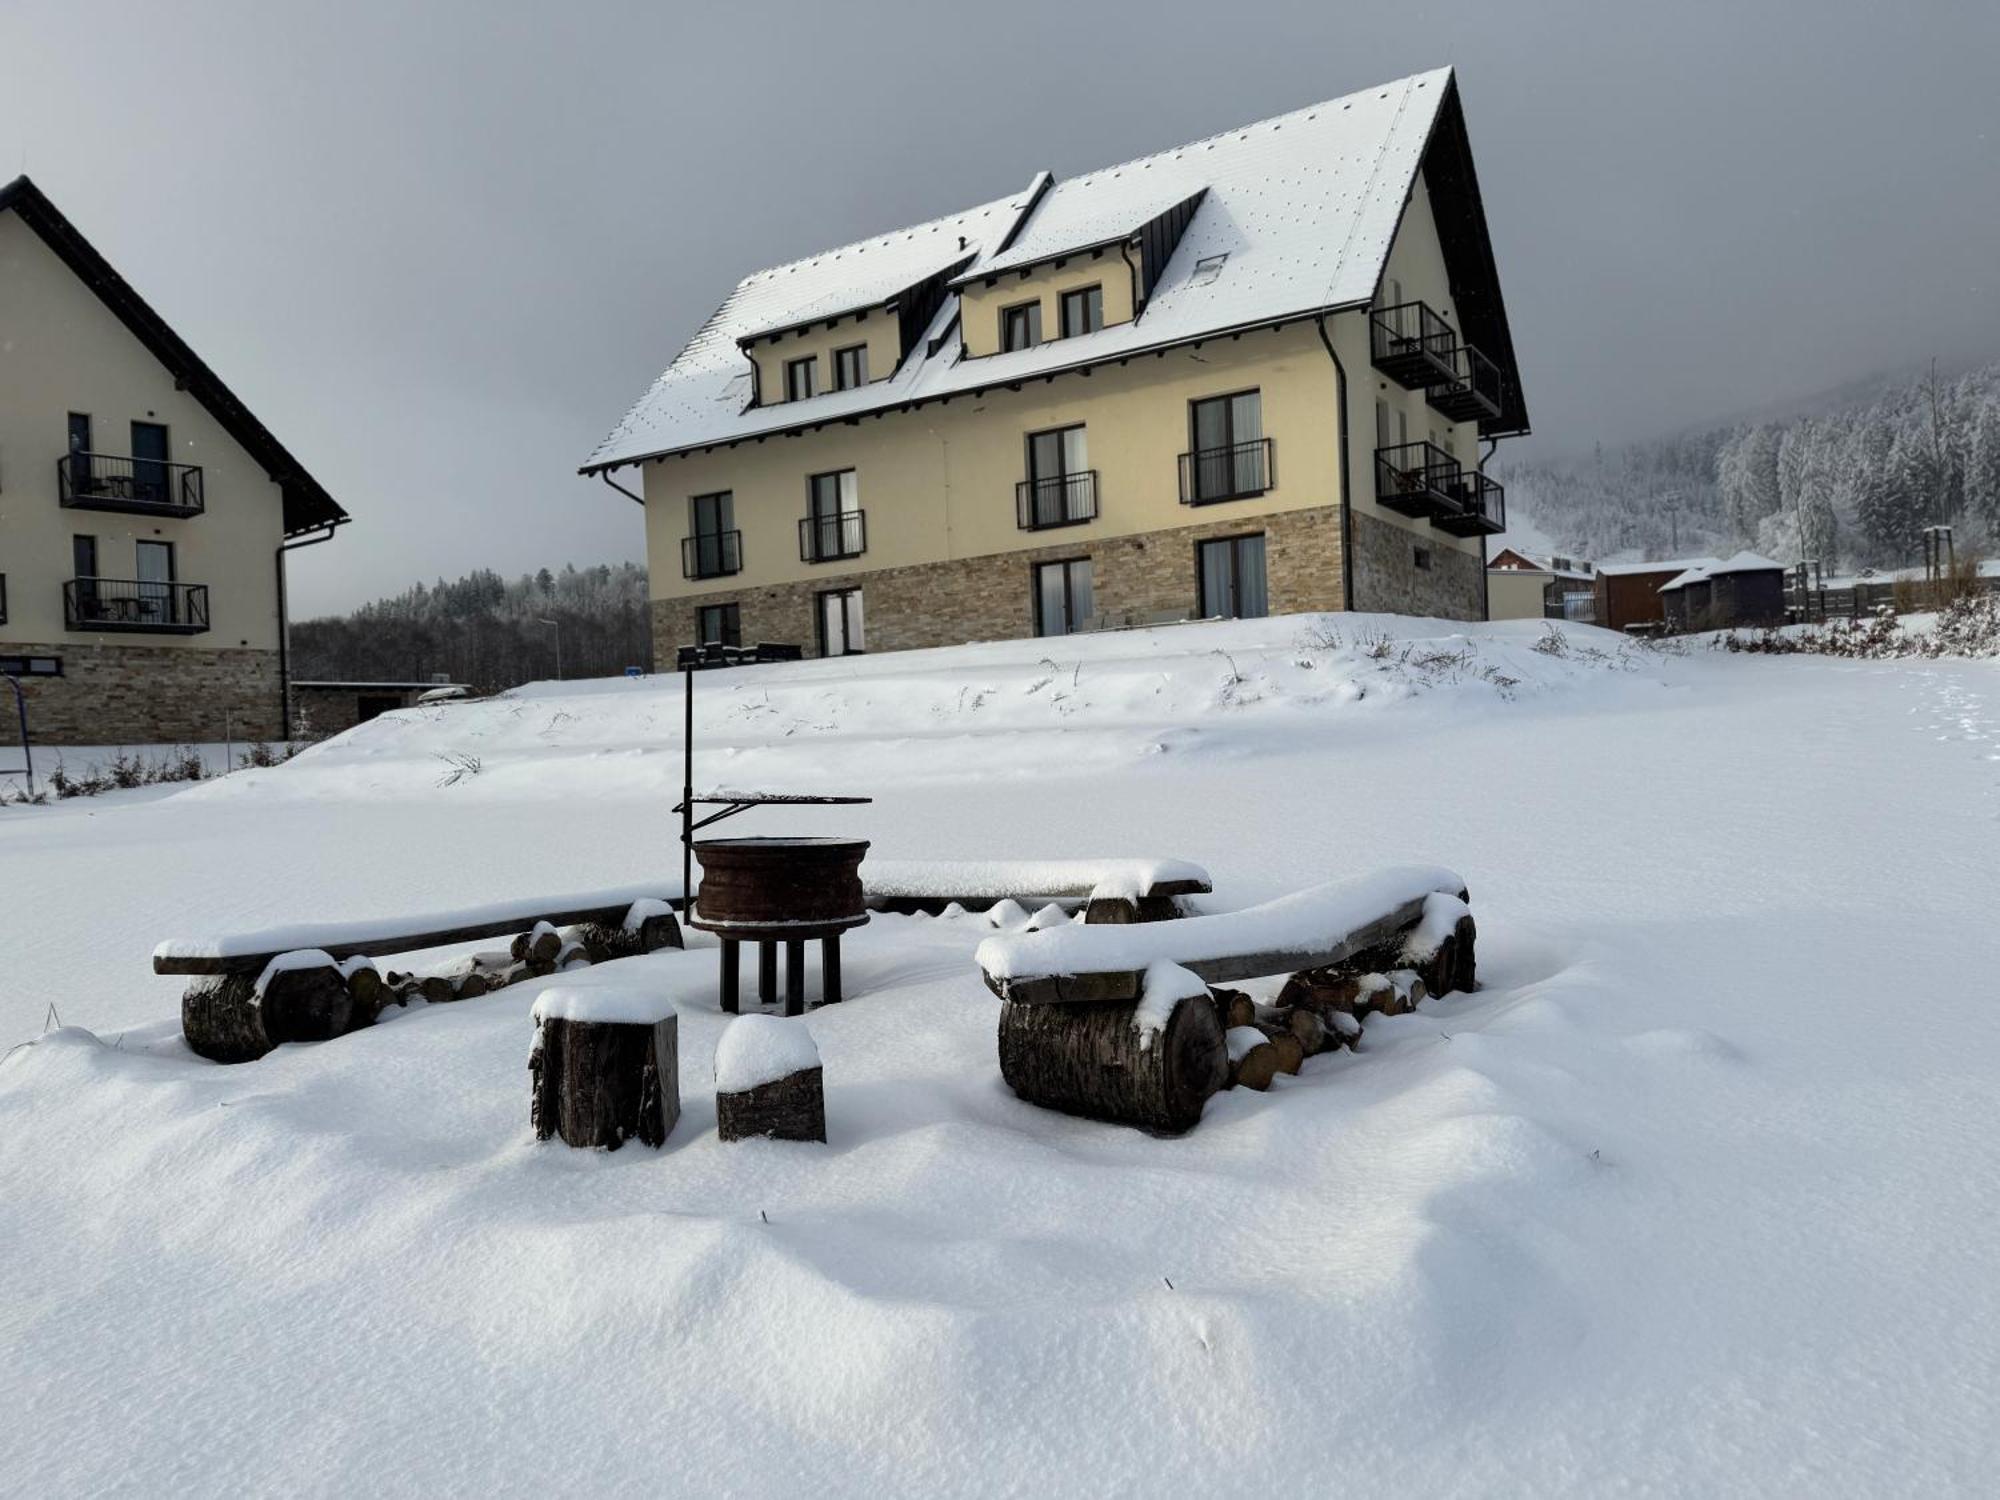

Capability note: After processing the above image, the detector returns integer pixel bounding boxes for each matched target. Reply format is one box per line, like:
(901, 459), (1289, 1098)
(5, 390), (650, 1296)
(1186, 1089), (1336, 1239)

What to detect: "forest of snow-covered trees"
(1498, 360), (2000, 570)
(291, 562), (651, 691)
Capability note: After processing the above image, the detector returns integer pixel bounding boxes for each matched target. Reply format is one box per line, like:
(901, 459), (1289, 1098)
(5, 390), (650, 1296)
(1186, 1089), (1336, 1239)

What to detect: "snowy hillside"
(3, 612), (1998, 1495)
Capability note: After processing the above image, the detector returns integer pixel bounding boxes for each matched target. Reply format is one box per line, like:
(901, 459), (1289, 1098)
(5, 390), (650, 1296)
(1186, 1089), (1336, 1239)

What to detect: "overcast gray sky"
(4, 0), (1996, 615)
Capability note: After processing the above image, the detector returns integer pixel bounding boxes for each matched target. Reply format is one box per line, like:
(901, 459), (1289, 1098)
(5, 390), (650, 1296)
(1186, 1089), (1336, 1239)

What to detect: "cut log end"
(998, 993), (1226, 1134)
(531, 1012), (680, 1150)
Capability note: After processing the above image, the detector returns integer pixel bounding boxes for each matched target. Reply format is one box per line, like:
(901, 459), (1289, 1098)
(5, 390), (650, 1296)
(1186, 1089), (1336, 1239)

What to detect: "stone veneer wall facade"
(1, 642), (283, 743)
(1347, 509), (1485, 621)
(654, 505), (1351, 660)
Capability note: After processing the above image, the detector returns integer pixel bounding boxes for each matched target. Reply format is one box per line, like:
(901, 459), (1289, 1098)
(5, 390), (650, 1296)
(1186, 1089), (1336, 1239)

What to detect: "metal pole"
(539, 618), (562, 680)
(682, 664), (694, 917)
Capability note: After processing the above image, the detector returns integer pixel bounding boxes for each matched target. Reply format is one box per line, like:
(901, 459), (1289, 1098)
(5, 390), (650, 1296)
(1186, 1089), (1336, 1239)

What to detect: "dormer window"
(785, 355), (817, 402)
(1001, 301), (1042, 353)
(832, 344), (869, 391)
(1059, 285), (1104, 338)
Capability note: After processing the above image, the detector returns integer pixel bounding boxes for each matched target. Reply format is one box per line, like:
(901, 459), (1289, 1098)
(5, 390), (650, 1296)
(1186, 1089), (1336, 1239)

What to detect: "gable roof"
(1659, 551), (1785, 592)
(0, 176), (348, 538)
(1598, 556), (1722, 579)
(585, 66), (1526, 473)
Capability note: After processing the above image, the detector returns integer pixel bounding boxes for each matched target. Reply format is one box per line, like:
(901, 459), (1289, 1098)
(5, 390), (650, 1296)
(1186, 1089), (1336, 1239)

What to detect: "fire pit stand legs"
(716, 933), (848, 1016)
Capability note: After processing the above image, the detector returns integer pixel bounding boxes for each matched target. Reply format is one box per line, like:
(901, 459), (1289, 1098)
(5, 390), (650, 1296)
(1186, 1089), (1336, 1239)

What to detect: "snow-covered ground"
(2, 613), (1998, 1495)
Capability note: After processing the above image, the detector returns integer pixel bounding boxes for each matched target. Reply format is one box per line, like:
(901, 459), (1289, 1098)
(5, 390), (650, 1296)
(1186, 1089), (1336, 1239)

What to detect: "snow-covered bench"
(975, 865), (1469, 1004)
(862, 857), (1211, 923)
(159, 885), (683, 1064)
(978, 866), (1475, 1133)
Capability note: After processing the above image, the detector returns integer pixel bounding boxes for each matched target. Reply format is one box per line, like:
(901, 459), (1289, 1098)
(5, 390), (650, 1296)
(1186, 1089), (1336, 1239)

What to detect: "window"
(1, 654), (63, 677)
(817, 587), (864, 656)
(1023, 425), (1091, 528)
(1001, 300), (1042, 352)
(1059, 285), (1104, 338)
(1414, 546), (1433, 572)
(805, 469), (863, 561)
(72, 533), (98, 580)
(131, 420), (170, 505)
(697, 603), (741, 648)
(136, 539), (175, 625)
(785, 355), (817, 402)
(686, 492), (738, 578)
(1376, 399), (1409, 449)
(1190, 253), (1229, 287)
(1034, 559), (1094, 637)
(1187, 390), (1267, 502)
(66, 412), (93, 492)
(832, 344), (869, 390)
(1197, 534), (1268, 620)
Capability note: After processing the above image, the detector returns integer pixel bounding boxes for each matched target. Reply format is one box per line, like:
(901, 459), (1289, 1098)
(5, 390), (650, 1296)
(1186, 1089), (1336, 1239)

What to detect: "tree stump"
(714, 1015), (826, 1143)
(997, 993), (1227, 1134)
(529, 987), (680, 1150)
(181, 953), (353, 1063)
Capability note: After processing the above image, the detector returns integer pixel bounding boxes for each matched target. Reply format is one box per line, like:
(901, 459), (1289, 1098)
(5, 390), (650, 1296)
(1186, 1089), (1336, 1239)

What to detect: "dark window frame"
(1195, 531), (1269, 620)
(696, 602), (742, 648)
(1033, 556), (1094, 637)
(784, 354), (818, 401)
(1000, 299), (1043, 352)
(0, 654), (63, 678)
(815, 585), (865, 657)
(832, 343), (869, 391)
(1058, 284), (1105, 338)
(1185, 388), (1269, 504)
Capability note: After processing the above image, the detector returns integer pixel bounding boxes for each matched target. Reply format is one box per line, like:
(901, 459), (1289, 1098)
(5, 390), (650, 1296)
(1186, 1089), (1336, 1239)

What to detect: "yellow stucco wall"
(745, 304), (903, 405)
(0, 210), (286, 651)
(1486, 569), (1551, 621)
(643, 166), (1490, 609)
(958, 251), (1137, 358)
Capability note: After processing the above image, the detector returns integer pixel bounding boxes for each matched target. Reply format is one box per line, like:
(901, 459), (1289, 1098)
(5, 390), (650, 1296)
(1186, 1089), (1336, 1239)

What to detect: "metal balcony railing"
(1178, 437), (1274, 505)
(1369, 301), (1458, 389)
(799, 510), (867, 563)
(1374, 441), (1463, 520)
(64, 577), (211, 634)
(1426, 341), (1504, 424)
(58, 452), (205, 517)
(1434, 470), (1507, 537)
(681, 530), (742, 580)
(1016, 471), (1099, 530)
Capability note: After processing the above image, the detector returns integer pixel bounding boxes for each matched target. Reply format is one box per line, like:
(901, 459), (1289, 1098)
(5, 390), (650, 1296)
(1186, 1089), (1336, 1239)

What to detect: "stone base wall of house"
(1348, 509), (1486, 621)
(0, 641), (283, 744)
(653, 505), (1350, 661)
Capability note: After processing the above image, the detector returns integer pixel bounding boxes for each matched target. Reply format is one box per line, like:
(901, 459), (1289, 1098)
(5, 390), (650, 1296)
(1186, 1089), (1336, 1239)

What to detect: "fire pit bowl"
(689, 836), (871, 937)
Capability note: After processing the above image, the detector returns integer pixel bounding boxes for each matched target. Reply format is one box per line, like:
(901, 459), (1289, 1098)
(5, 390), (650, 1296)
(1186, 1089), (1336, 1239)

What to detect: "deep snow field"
(2, 613), (1997, 1496)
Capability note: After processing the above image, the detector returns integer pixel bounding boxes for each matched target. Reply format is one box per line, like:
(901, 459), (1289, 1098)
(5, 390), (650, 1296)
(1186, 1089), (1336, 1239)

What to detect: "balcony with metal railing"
(1178, 437), (1274, 505)
(1433, 470), (1506, 537)
(58, 452), (205, 517)
(1369, 301), (1458, 389)
(64, 577), (211, 634)
(799, 510), (867, 563)
(1425, 341), (1504, 424)
(1016, 471), (1099, 530)
(681, 530), (742, 580)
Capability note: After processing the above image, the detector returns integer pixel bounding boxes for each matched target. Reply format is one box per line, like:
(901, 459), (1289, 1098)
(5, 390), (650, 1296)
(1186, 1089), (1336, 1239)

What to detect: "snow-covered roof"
(1488, 552), (1592, 582)
(1658, 552), (1785, 593)
(953, 184), (1203, 283)
(586, 67), (1459, 471)
(1599, 556), (1722, 579)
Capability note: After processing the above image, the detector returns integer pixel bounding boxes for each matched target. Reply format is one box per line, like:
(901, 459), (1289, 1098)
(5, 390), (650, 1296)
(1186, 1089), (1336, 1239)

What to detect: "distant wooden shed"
(1593, 556), (1722, 633)
(292, 679), (467, 736)
(1659, 553), (1787, 632)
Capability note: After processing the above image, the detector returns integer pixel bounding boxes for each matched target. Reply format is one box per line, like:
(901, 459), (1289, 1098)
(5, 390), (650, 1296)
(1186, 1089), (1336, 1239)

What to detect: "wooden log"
(1210, 986), (1257, 1030)
(997, 993), (1227, 1134)
(455, 971), (491, 1000)
(181, 955), (353, 1064)
(1285, 1007), (1329, 1056)
(1227, 1025), (1282, 1091)
(1083, 894), (1183, 925)
(1410, 914), (1477, 997)
(1250, 1023), (1305, 1076)
(567, 911), (685, 964)
(716, 1067), (827, 1143)
(530, 1004), (680, 1150)
(346, 964), (386, 1027)
(1374, 970), (1427, 1017)
(419, 974), (457, 1005)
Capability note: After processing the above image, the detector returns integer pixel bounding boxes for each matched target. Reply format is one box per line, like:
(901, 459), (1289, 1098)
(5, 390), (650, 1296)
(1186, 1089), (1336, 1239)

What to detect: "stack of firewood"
(379, 910), (685, 1009)
(1211, 965), (1430, 1091)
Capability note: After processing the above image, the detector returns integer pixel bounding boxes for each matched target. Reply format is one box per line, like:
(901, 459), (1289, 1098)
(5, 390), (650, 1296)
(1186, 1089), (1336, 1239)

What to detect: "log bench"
(158, 885), (683, 1063)
(862, 857), (1212, 925)
(975, 866), (1475, 1133)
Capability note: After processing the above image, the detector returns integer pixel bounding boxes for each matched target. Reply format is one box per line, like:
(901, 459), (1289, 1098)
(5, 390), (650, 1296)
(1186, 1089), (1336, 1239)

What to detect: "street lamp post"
(538, 618), (562, 680)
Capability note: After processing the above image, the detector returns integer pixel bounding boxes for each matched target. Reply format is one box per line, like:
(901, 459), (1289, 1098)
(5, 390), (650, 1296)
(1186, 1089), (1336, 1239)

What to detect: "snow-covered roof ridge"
(1599, 556), (1723, 578)
(1658, 551), (1786, 593)
(584, 66), (1456, 471)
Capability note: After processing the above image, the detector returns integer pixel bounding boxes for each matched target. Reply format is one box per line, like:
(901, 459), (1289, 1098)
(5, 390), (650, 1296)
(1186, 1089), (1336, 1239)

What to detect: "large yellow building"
(0, 177), (347, 742)
(585, 67), (1528, 661)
